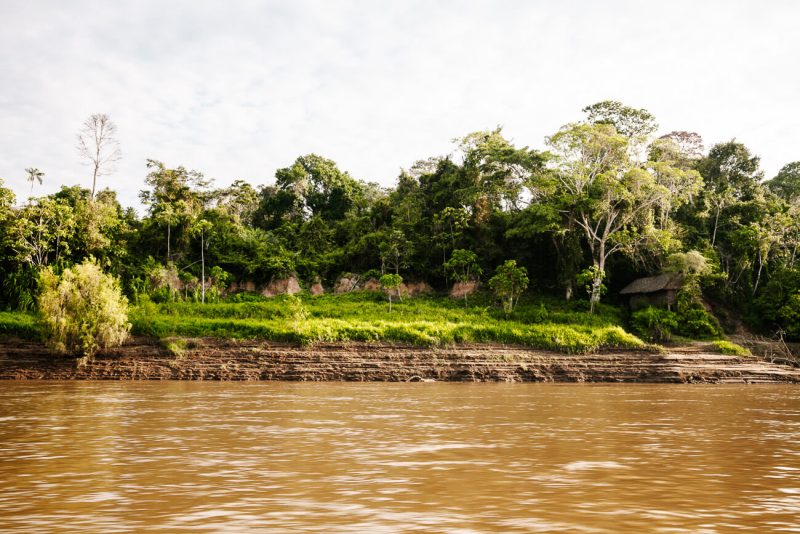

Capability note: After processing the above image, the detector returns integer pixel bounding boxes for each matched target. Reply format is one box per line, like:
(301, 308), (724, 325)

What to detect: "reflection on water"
(0, 382), (799, 532)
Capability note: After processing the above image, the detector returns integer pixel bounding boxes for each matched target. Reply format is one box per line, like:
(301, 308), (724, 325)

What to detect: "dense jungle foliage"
(1, 101), (800, 345)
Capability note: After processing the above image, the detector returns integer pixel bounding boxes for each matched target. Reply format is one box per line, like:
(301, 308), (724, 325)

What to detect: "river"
(0, 382), (798, 532)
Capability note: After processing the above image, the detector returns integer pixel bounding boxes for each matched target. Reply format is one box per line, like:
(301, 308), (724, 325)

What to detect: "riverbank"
(1, 338), (798, 383)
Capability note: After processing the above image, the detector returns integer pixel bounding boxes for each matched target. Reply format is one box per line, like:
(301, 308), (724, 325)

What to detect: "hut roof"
(620, 274), (683, 295)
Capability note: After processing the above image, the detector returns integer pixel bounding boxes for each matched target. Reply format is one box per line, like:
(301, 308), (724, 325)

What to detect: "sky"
(1, 0), (798, 211)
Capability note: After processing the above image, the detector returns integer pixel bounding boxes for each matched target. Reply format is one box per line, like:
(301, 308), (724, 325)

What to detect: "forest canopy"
(2, 100), (800, 339)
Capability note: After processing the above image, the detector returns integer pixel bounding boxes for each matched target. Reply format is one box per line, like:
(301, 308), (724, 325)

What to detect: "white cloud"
(1, 0), (798, 209)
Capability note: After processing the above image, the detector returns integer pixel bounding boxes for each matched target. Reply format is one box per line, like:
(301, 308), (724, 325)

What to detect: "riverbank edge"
(1, 337), (799, 383)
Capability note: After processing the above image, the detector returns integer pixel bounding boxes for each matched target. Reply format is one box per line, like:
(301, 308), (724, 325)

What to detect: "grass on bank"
(711, 340), (752, 357)
(0, 292), (648, 354)
(128, 292), (645, 354)
(0, 311), (39, 340)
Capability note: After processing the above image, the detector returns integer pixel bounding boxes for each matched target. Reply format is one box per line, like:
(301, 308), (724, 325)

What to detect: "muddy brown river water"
(0, 382), (799, 532)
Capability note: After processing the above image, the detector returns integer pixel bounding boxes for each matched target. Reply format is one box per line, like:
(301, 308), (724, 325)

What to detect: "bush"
(674, 277), (722, 339)
(38, 260), (131, 357)
(676, 308), (722, 339)
(630, 307), (678, 341)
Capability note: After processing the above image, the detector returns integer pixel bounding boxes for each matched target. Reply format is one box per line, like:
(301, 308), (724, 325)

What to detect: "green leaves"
(489, 260), (529, 317)
(444, 249), (482, 284)
(38, 259), (130, 357)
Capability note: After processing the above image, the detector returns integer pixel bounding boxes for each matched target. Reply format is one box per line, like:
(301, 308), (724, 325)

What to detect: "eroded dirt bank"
(1, 338), (799, 383)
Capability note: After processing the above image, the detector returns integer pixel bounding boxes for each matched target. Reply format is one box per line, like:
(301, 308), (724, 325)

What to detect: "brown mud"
(1, 338), (798, 382)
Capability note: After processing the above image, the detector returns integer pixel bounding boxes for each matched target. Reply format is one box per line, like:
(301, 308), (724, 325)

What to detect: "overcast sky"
(1, 0), (798, 210)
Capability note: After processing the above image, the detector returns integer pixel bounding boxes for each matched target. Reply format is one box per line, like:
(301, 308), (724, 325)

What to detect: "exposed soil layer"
(1, 338), (799, 383)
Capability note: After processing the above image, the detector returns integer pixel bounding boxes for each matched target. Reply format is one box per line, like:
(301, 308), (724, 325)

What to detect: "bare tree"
(77, 113), (121, 200)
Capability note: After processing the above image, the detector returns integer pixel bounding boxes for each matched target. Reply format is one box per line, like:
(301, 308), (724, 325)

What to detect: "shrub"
(630, 307), (678, 342)
(286, 294), (309, 321)
(38, 260), (131, 357)
(674, 277), (722, 339)
(676, 308), (722, 339)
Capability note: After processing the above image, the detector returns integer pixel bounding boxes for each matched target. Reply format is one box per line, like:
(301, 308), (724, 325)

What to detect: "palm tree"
(25, 167), (44, 201)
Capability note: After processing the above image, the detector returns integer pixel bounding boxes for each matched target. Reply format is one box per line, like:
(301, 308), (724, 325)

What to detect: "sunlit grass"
(0, 292), (647, 353)
(128, 292), (644, 354)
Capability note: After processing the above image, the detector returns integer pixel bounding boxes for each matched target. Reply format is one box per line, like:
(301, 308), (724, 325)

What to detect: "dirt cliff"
(1, 338), (798, 383)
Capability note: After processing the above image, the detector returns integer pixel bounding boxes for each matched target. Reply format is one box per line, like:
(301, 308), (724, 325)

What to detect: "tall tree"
(582, 100), (658, 148)
(140, 160), (209, 262)
(272, 154), (365, 222)
(656, 131), (705, 161)
(765, 161), (800, 201)
(697, 141), (763, 247)
(77, 113), (121, 200)
(456, 128), (547, 218)
(25, 167), (44, 201)
(11, 198), (75, 267)
(545, 122), (672, 312)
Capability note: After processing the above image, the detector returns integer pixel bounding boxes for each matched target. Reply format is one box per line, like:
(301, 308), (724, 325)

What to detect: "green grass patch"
(129, 293), (645, 354)
(0, 311), (40, 340)
(712, 340), (751, 356)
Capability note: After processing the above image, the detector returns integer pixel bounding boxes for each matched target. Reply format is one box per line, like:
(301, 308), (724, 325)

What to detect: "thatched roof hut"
(620, 274), (683, 310)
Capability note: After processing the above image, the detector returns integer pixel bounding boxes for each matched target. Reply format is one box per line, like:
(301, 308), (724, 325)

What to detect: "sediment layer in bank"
(1, 338), (798, 383)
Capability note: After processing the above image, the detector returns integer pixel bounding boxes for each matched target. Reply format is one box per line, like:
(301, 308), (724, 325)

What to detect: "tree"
(77, 113), (121, 200)
(647, 140), (703, 229)
(192, 219), (213, 303)
(272, 154), (365, 222)
(666, 250), (711, 276)
(214, 179), (260, 225)
(456, 128), (547, 216)
(545, 122), (671, 312)
(582, 100), (658, 144)
(766, 162), (800, 201)
(140, 160), (209, 261)
(38, 259), (130, 357)
(0, 178), (14, 224)
(379, 273), (403, 312)
(697, 141), (763, 249)
(25, 167), (44, 201)
(433, 206), (470, 279)
(11, 197), (75, 267)
(698, 141), (762, 201)
(379, 228), (413, 275)
(489, 260), (529, 317)
(444, 249), (482, 306)
(656, 131), (705, 162)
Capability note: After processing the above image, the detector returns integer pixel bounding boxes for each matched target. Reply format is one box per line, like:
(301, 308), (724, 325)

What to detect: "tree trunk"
(167, 224), (171, 262)
(201, 229), (206, 304)
(91, 162), (99, 201)
(589, 255), (605, 314)
(711, 204), (721, 247)
(753, 251), (764, 296)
